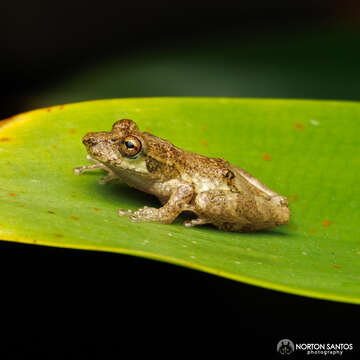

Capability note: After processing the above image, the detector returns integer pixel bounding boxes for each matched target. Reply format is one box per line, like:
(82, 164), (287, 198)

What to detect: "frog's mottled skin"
(74, 119), (290, 232)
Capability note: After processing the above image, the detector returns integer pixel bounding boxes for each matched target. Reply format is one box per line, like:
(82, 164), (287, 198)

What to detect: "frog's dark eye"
(120, 135), (142, 157)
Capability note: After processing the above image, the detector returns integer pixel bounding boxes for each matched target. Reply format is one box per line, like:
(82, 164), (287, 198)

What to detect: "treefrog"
(74, 119), (290, 232)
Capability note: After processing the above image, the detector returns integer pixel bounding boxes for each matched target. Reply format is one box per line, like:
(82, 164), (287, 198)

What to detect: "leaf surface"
(1, 98), (359, 303)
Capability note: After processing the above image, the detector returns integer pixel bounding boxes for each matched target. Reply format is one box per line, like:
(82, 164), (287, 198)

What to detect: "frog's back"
(142, 132), (277, 198)
(229, 164), (281, 199)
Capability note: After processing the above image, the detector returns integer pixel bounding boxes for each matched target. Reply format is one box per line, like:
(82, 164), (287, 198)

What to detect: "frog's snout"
(82, 132), (98, 146)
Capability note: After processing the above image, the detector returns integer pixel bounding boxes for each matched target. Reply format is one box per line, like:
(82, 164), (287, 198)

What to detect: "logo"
(277, 339), (295, 355)
(276, 339), (354, 356)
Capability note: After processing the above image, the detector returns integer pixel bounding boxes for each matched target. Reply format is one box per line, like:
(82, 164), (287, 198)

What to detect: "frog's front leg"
(119, 183), (194, 224)
(73, 156), (117, 184)
(73, 163), (105, 175)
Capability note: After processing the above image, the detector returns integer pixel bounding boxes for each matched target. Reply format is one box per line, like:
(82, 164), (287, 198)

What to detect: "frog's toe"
(128, 207), (164, 223)
(184, 218), (210, 228)
(73, 166), (83, 175)
(129, 215), (139, 222)
(118, 208), (133, 216)
(73, 163), (106, 176)
(134, 207), (156, 218)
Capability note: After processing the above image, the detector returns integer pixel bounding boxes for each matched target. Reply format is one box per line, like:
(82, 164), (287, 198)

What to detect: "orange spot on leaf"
(289, 194), (298, 202)
(332, 265), (340, 269)
(54, 234), (64, 238)
(46, 108), (52, 112)
(48, 211), (55, 215)
(261, 154), (272, 161)
(51, 145), (57, 149)
(322, 220), (331, 227)
(309, 229), (316, 233)
(59, 105), (65, 110)
(201, 140), (208, 146)
(294, 122), (304, 131)
(69, 129), (77, 134)
(71, 216), (79, 221)
(286, 225), (298, 230)
(8, 193), (16, 197)
(93, 207), (100, 211)
(0, 137), (11, 142)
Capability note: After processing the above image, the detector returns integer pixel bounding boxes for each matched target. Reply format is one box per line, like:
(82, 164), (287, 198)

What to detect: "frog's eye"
(120, 135), (142, 157)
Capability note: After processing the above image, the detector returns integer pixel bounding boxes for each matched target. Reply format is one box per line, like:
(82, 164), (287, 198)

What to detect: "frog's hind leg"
(194, 190), (279, 232)
(120, 184), (195, 224)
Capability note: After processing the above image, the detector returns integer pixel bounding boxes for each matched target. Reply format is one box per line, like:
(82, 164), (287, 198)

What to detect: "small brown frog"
(74, 119), (290, 232)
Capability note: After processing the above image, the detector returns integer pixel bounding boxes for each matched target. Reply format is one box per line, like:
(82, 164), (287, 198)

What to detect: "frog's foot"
(118, 206), (173, 223)
(119, 206), (169, 223)
(118, 206), (159, 217)
(184, 218), (210, 228)
(128, 206), (170, 224)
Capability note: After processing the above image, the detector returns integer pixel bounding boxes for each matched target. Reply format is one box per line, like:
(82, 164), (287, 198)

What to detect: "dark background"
(2, 1), (360, 118)
(1, 1), (360, 357)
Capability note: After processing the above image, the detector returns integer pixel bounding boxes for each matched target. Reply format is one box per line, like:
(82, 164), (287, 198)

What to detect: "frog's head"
(82, 119), (150, 175)
(83, 119), (181, 180)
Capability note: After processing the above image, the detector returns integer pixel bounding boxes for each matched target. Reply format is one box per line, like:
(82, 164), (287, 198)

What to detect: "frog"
(74, 119), (290, 232)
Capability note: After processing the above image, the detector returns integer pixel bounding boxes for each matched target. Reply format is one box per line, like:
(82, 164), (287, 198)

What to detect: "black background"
(1, 1), (360, 357)
(1, 241), (359, 357)
(2, 0), (360, 118)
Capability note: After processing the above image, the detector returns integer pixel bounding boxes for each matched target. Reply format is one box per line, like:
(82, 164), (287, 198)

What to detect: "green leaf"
(1, 98), (359, 304)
